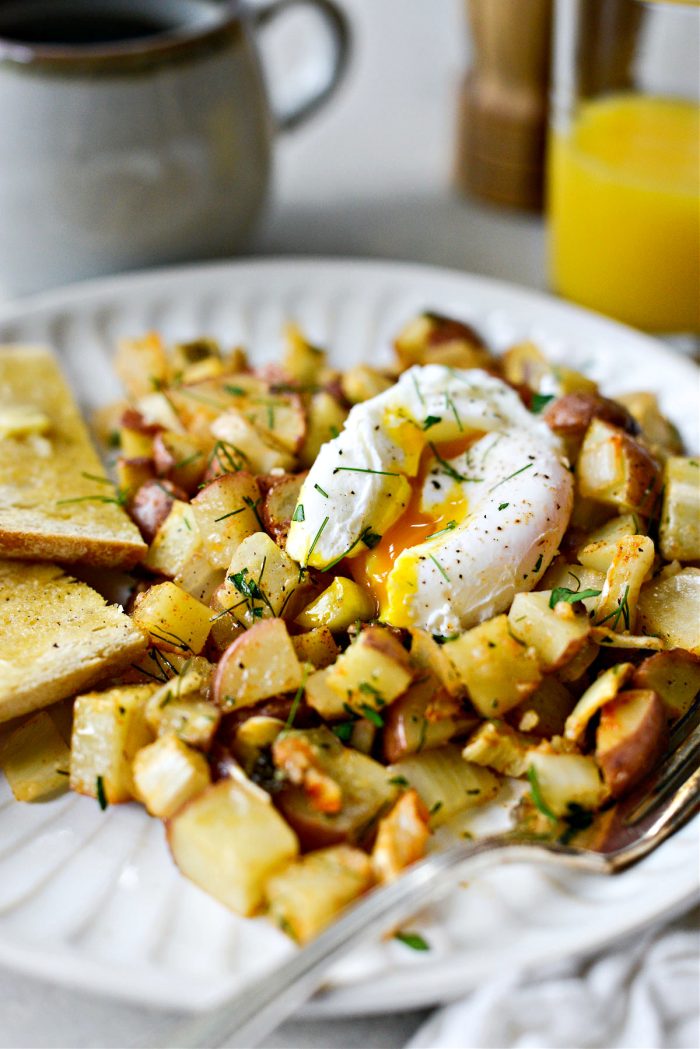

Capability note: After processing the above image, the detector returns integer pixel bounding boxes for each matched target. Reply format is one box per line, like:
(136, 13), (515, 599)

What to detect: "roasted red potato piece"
(596, 689), (667, 798)
(261, 472), (306, 546)
(130, 478), (186, 543)
(632, 649), (700, 721)
(543, 393), (638, 440)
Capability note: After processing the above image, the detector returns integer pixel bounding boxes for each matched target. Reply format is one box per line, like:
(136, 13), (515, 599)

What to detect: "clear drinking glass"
(547, 0), (700, 336)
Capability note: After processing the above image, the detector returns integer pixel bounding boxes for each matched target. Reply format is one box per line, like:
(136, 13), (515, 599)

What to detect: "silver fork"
(166, 706), (700, 1049)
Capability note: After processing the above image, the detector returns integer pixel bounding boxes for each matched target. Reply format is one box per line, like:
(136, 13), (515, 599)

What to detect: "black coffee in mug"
(0, 0), (218, 48)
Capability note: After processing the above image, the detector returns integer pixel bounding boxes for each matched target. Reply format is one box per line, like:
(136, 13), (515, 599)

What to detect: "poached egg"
(286, 365), (573, 634)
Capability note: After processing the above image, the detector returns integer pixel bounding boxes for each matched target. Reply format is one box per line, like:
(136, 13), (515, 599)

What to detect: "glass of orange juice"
(547, 0), (700, 335)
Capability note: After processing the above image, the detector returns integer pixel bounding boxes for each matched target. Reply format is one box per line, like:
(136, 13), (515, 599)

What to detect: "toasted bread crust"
(0, 560), (147, 723)
(0, 346), (146, 568)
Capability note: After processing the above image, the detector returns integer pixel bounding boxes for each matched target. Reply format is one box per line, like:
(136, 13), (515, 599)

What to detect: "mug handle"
(251, 0), (351, 132)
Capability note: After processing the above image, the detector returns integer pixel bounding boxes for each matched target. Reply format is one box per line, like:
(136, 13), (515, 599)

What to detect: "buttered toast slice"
(0, 560), (147, 723)
(0, 346), (146, 568)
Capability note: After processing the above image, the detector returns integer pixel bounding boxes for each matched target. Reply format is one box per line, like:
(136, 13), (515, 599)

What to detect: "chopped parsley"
(394, 931), (430, 952)
(359, 704), (384, 727)
(389, 775), (410, 787)
(422, 415), (442, 430)
(292, 504), (305, 522)
(498, 502), (509, 511)
(549, 586), (601, 609)
(96, 776), (108, 811)
(531, 393), (555, 414)
(361, 527), (382, 549)
(332, 722), (354, 742)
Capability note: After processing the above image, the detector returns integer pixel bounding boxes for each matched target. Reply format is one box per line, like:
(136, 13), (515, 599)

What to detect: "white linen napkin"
(406, 908), (700, 1049)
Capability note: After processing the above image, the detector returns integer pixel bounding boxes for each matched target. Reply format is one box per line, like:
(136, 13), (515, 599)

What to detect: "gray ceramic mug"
(0, 0), (350, 295)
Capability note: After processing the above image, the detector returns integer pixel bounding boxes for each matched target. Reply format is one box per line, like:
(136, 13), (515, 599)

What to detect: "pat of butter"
(0, 405), (52, 439)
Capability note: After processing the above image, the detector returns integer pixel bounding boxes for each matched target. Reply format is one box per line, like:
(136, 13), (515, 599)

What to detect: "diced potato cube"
(616, 391), (683, 460)
(116, 456), (155, 497)
(132, 582), (212, 655)
(225, 532), (305, 625)
(172, 337), (221, 371)
(291, 626), (340, 668)
(211, 410), (294, 473)
(282, 324), (327, 385)
(596, 689), (667, 798)
(508, 591), (590, 671)
(150, 698), (221, 750)
(408, 628), (466, 699)
(341, 365), (393, 404)
(593, 535), (655, 633)
(576, 512), (646, 563)
(244, 393), (306, 455)
(212, 619), (302, 711)
(509, 676), (575, 738)
(322, 627), (413, 716)
(0, 711), (71, 802)
(191, 473), (261, 569)
(167, 777), (299, 915)
(137, 391), (186, 433)
(295, 577), (376, 632)
(637, 568), (700, 655)
(659, 457), (700, 562)
(133, 735), (210, 818)
(174, 548), (224, 604)
(144, 501), (201, 579)
(273, 727), (397, 849)
(444, 615), (541, 716)
(528, 750), (608, 818)
(462, 721), (534, 778)
(70, 685), (156, 804)
(119, 425), (153, 458)
(262, 472), (305, 547)
(564, 663), (635, 742)
(153, 431), (205, 492)
(232, 716), (285, 775)
(266, 845), (374, 943)
(371, 789), (430, 884)
(577, 418), (661, 515)
(633, 649), (700, 721)
(394, 312), (490, 371)
(388, 745), (500, 827)
(208, 583), (246, 656)
(382, 675), (468, 763)
(115, 332), (170, 399)
(299, 392), (348, 467)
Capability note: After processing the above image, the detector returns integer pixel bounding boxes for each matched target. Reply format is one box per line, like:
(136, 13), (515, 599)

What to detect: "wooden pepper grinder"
(455, 0), (553, 211)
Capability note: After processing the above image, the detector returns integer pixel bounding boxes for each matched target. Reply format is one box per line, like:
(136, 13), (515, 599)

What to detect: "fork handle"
(166, 835), (599, 1048)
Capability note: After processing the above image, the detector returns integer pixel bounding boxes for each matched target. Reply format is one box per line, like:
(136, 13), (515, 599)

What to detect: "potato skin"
(544, 393), (638, 439)
(596, 689), (667, 798)
(130, 478), (185, 542)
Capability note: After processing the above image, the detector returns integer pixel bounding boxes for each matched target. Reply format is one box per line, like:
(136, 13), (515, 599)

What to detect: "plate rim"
(0, 255), (698, 1017)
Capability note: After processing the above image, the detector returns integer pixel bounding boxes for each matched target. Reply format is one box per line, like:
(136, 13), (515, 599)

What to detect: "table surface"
(0, 1), (549, 1045)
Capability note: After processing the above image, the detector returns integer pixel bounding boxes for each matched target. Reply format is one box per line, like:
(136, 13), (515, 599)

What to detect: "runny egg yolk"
(350, 436), (478, 615)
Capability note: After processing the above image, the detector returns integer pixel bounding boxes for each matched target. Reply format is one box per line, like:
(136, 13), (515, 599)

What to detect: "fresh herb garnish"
(426, 520), (457, 541)
(243, 495), (265, 531)
(306, 516), (329, 564)
(389, 775), (410, 787)
(531, 393), (555, 414)
(489, 462), (533, 492)
(498, 502), (509, 511)
(361, 527), (382, 549)
(596, 584), (631, 631)
(96, 775), (108, 811)
(429, 800), (443, 816)
(445, 393), (463, 431)
(534, 553), (543, 573)
(412, 373), (426, 407)
(359, 704), (384, 727)
(394, 931), (430, 952)
(314, 483), (329, 497)
(332, 466), (401, 477)
(527, 765), (558, 823)
(214, 506), (247, 522)
(283, 667), (309, 734)
(332, 722), (354, 743)
(423, 415), (442, 430)
(549, 586), (601, 609)
(429, 554), (450, 582)
(428, 442), (479, 483)
(224, 384), (246, 396)
(292, 504), (305, 523)
(173, 451), (203, 470)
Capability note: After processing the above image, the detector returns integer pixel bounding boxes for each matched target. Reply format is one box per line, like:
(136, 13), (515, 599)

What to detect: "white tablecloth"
(1, 1), (697, 1045)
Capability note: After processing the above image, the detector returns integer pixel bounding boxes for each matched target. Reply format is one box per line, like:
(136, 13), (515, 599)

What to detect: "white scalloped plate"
(0, 258), (698, 1017)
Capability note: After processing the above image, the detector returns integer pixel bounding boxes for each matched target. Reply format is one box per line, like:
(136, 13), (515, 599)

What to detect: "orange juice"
(548, 95), (700, 332)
